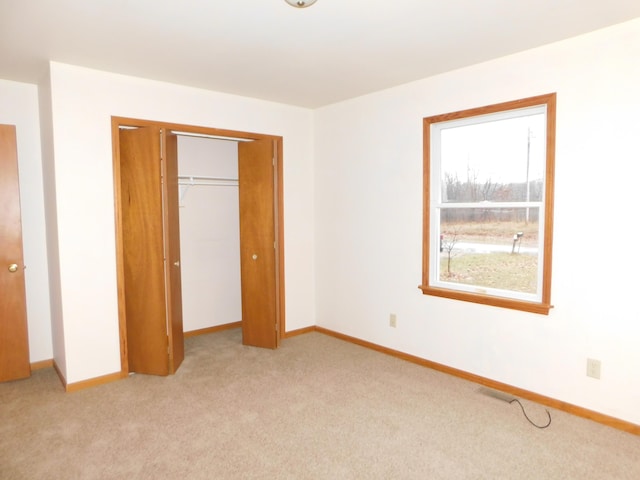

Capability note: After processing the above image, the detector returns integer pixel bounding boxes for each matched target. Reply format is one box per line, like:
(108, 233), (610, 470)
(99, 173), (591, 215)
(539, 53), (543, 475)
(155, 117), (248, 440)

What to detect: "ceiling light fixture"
(284, 0), (318, 8)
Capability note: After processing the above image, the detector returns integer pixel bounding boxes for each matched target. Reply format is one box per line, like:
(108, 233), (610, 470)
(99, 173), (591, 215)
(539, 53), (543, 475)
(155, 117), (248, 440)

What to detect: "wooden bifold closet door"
(238, 139), (279, 349)
(119, 126), (184, 375)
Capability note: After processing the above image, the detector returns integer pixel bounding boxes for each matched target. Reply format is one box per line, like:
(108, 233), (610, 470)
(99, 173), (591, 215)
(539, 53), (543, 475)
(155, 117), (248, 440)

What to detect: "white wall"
(38, 71), (67, 376)
(0, 79), (53, 363)
(45, 62), (315, 384)
(177, 136), (241, 332)
(314, 18), (640, 425)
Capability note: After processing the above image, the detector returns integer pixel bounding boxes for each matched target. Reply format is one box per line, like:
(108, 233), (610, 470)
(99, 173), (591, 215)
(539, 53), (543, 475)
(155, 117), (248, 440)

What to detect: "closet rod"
(178, 175), (238, 183)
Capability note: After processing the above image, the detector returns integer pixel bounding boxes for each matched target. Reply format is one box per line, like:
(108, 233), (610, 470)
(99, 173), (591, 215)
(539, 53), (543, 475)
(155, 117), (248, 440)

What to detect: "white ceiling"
(1, 0), (640, 108)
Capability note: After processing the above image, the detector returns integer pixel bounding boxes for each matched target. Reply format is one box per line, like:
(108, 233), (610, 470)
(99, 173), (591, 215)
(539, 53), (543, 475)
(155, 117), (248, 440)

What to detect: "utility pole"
(525, 126), (531, 225)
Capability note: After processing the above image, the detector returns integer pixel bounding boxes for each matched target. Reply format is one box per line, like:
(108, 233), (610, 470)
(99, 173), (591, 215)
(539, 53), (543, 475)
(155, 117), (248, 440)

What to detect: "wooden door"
(0, 124), (31, 382)
(162, 131), (184, 373)
(238, 139), (279, 349)
(118, 127), (184, 375)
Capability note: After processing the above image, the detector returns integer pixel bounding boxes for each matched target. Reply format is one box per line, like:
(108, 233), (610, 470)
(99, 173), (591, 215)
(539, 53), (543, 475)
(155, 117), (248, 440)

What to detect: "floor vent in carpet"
(477, 387), (516, 403)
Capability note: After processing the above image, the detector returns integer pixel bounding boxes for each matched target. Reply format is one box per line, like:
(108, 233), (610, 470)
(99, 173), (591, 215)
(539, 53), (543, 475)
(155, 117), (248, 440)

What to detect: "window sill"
(418, 285), (552, 315)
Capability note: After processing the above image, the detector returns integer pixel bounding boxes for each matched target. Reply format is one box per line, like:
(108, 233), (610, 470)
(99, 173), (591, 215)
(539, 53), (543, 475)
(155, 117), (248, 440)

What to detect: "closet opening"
(112, 117), (284, 377)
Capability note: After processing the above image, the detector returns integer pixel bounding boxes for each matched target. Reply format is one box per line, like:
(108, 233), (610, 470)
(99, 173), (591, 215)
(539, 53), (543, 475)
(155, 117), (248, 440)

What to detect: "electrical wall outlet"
(586, 358), (601, 379)
(389, 313), (397, 328)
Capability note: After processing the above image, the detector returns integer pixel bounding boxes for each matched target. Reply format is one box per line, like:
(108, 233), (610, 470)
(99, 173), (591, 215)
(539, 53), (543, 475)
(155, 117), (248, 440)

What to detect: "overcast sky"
(440, 111), (546, 185)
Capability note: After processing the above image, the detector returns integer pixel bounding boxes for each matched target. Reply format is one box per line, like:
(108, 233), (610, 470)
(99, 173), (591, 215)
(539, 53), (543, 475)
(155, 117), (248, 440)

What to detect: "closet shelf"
(178, 175), (239, 206)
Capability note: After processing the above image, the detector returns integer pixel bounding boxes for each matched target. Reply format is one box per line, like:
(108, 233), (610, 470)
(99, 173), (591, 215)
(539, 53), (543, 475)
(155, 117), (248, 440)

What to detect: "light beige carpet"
(1, 328), (639, 479)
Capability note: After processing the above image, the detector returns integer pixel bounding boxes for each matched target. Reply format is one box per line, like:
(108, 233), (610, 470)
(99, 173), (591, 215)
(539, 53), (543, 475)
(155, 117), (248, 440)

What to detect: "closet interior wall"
(177, 136), (242, 332)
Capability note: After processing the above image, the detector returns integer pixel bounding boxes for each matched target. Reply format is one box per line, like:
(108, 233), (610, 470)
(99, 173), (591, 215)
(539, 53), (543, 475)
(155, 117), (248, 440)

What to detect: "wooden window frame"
(419, 93), (556, 315)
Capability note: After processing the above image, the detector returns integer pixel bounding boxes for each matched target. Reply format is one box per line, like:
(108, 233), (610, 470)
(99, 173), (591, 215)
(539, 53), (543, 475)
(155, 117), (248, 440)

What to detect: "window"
(420, 94), (556, 314)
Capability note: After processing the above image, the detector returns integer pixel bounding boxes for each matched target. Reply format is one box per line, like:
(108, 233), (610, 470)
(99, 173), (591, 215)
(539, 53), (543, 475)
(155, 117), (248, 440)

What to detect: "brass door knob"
(8, 264), (18, 273)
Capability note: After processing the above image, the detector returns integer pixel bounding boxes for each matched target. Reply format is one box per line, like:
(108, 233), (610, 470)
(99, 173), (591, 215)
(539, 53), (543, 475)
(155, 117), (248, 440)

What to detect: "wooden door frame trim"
(111, 116), (286, 374)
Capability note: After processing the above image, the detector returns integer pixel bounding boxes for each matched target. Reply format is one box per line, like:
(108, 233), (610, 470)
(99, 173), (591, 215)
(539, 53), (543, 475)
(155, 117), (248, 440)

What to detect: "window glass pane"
(440, 113), (545, 204)
(438, 208), (539, 294)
